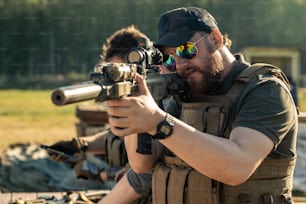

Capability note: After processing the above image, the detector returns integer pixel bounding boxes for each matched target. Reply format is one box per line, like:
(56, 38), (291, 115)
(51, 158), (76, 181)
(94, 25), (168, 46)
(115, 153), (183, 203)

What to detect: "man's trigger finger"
(135, 74), (150, 94)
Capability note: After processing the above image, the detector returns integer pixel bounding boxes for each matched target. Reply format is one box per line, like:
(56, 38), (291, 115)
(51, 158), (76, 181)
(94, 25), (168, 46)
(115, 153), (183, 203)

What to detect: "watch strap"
(152, 113), (174, 140)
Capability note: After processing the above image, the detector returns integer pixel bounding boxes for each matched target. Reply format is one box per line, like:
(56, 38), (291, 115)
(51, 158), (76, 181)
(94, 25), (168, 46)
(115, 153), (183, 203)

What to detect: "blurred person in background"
(48, 25), (153, 203)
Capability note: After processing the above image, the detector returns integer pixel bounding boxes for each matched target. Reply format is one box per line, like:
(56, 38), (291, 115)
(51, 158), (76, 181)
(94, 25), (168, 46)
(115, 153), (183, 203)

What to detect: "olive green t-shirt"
(222, 56), (297, 159)
(230, 67), (297, 158)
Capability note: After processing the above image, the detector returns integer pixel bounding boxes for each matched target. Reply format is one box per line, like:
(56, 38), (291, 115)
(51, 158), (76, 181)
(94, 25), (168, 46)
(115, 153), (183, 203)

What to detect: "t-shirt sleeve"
(126, 168), (152, 197)
(232, 78), (297, 149)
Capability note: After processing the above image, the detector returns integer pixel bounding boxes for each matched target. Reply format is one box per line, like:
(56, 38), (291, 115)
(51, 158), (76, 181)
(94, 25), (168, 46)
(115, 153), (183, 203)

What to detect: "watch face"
(161, 124), (172, 135)
(154, 113), (174, 139)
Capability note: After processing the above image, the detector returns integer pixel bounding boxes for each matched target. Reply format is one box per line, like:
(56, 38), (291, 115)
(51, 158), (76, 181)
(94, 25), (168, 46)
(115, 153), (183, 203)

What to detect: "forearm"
(124, 134), (161, 173)
(81, 130), (108, 154)
(158, 119), (273, 185)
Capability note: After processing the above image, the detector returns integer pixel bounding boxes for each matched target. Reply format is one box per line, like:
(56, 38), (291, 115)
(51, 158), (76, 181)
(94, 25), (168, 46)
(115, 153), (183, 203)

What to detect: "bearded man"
(105, 7), (297, 204)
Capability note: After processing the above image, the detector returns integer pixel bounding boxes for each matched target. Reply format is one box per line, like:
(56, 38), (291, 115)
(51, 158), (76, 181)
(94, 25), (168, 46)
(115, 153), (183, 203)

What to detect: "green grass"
(298, 90), (306, 112)
(0, 89), (95, 151)
(0, 89), (305, 152)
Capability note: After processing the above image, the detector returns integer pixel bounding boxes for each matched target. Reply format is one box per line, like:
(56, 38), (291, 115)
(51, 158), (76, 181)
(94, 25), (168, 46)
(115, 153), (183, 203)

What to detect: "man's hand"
(47, 137), (88, 162)
(106, 74), (165, 137)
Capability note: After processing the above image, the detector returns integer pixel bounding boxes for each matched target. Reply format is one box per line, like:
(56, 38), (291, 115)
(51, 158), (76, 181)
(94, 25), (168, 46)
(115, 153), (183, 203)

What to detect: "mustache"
(178, 65), (199, 79)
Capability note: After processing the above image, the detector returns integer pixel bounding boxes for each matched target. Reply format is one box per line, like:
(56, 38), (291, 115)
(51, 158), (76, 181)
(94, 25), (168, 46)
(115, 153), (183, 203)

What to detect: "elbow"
(215, 166), (252, 186)
(224, 177), (248, 186)
(221, 171), (251, 186)
(219, 158), (258, 186)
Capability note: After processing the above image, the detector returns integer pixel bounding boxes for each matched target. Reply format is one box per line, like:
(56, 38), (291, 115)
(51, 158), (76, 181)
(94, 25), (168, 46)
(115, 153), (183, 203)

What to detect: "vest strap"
(105, 134), (126, 167)
(111, 139), (122, 166)
(167, 167), (191, 203)
(152, 163), (171, 204)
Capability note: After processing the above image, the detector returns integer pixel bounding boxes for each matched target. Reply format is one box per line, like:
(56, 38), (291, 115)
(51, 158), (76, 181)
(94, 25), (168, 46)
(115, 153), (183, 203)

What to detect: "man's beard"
(190, 53), (223, 96)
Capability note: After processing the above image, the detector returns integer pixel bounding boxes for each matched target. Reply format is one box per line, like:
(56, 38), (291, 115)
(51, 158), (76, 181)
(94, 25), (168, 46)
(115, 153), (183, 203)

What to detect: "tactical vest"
(104, 131), (128, 167)
(152, 63), (296, 204)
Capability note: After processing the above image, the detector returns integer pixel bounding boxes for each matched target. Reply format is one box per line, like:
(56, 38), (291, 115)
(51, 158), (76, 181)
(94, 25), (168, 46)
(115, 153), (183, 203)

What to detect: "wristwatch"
(152, 113), (174, 140)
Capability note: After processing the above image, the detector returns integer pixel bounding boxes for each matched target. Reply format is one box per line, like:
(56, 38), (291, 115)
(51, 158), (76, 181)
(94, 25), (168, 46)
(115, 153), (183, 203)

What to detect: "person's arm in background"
(80, 130), (109, 154)
(47, 129), (110, 158)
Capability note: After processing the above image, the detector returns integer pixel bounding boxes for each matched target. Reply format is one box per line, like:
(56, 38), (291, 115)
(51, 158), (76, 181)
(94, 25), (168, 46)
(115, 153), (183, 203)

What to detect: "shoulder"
(240, 63), (291, 88)
(233, 76), (297, 143)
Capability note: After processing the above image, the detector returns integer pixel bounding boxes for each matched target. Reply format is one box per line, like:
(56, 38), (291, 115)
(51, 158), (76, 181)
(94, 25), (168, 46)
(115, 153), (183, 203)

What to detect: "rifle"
(51, 39), (189, 106)
(40, 144), (80, 163)
(41, 144), (106, 181)
(51, 40), (189, 155)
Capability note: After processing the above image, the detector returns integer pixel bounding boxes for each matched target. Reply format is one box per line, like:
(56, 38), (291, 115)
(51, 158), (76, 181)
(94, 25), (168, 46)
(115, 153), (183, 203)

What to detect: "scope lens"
(127, 50), (143, 63)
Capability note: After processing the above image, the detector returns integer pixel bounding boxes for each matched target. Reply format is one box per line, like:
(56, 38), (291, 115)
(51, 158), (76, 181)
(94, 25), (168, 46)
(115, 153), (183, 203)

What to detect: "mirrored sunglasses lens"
(176, 42), (197, 59)
(163, 55), (176, 71)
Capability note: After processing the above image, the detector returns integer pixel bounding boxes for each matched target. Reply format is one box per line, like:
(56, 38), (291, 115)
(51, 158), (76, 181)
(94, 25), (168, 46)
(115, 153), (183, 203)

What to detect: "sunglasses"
(163, 34), (209, 71)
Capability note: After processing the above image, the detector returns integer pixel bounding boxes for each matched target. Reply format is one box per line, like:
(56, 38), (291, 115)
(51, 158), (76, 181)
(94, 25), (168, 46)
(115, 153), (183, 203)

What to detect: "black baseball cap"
(154, 7), (218, 47)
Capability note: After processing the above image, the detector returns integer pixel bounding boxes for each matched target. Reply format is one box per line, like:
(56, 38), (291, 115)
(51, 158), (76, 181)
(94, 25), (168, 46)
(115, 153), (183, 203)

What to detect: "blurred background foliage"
(1, 0), (306, 88)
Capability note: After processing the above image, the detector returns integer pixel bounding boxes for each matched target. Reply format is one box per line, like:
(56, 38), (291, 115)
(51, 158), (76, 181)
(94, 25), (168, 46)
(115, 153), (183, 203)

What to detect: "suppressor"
(51, 82), (102, 106)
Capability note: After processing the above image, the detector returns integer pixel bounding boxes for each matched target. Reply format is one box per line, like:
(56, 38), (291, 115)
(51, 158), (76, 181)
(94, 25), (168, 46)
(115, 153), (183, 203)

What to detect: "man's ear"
(210, 28), (223, 50)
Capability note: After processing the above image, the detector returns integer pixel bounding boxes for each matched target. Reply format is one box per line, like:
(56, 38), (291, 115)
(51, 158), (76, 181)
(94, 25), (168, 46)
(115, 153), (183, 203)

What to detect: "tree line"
(1, 0), (306, 88)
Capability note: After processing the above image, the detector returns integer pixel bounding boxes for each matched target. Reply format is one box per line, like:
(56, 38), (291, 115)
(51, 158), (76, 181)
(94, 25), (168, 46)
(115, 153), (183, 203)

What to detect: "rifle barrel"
(51, 82), (102, 106)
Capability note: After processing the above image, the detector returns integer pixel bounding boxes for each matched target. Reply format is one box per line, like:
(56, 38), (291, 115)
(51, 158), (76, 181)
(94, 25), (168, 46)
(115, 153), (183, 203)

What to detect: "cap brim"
(154, 31), (196, 47)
